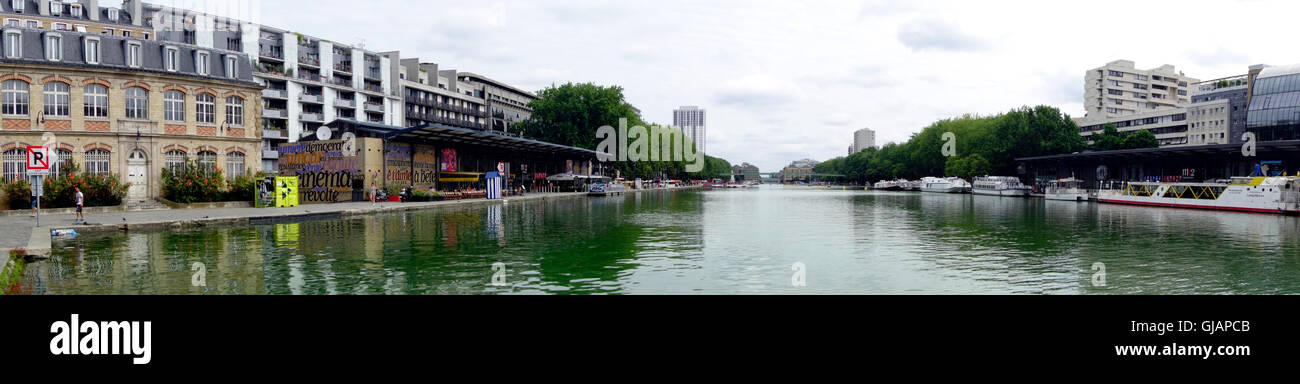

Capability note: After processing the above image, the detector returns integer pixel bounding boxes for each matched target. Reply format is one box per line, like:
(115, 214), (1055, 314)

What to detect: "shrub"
(1, 161), (126, 210)
(3, 178), (31, 209)
(224, 170), (264, 202)
(162, 158), (227, 204)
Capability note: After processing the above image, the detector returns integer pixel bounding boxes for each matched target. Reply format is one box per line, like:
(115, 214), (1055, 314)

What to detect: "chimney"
(125, 0), (143, 26)
(86, 0), (99, 21)
(38, 0), (51, 16)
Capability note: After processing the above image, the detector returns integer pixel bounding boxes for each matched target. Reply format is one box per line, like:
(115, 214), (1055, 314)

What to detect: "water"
(18, 186), (1300, 295)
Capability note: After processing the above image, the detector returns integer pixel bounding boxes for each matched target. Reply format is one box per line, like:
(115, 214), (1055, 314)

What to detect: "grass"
(0, 250), (26, 295)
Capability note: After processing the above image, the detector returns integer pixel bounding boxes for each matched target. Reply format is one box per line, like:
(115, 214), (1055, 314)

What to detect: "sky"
(190, 0), (1300, 172)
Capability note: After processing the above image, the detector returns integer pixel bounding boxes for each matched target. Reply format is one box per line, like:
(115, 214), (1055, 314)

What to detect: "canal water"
(18, 186), (1300, 294)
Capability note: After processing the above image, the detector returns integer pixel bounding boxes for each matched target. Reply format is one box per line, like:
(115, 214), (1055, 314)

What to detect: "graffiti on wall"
(441, 148), (458, 172)
(413, 145), (438, 189)
(279, 140), (361, 204)
(386, 142), (412, 187)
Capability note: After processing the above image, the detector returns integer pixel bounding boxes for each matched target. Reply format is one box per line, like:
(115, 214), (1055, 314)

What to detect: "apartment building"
(1077, 109), (1189, 147)
(673, 106), (706, 154)
(393, 57), (490, 132)
(457, 71), (536, 134)
(1185, 75), (1249, 146)
(851, 127), (875, 155)
(137, 1), (401, 172)
(1084, 60), (1198, 119)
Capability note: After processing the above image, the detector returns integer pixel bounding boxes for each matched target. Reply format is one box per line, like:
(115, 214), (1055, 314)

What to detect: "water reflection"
(19, 187), (1300, 295)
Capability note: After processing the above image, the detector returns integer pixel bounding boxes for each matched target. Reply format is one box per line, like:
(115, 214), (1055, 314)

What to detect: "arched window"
(1, 80), (29, 115)
(55, 148), (72, 177)
(2, 148), (25, 182)
(43, 82), (69, 116)
(83, 84), (108, 118)
(225, 96), (243, 126)
(125, 87), (147, 119)
(197, 151), (216, 175)
(85, 149), (111, 174)
(226, 152), (245, 177)
(164, 90), (185, 122)
(164, 150), (186, 174)
(195, 93), (214, 123)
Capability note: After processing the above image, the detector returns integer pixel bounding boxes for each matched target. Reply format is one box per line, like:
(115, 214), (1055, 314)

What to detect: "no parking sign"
(27, 146), (50, 176)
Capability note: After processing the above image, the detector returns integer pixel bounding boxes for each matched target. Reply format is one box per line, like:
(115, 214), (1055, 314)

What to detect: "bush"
(162, 158), (228, 204)
(1, 161), (126, 210)
(3, 178), (31, 209)
(224, 170), (264, 202)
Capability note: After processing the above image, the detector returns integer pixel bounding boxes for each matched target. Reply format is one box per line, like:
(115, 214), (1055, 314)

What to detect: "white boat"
(1096, 177), (1300, 214)
(873, 180), (905, 191)
(972, 176), (1030, 197)
(919, 177), (971, 194)
(1045, 178), (1089, 202)
(588, 183), (626, 196)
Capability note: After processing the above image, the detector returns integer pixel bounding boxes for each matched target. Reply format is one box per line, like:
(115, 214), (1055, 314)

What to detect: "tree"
(1090, 124), (1124, 152)
(1121, 130), (1160, 149)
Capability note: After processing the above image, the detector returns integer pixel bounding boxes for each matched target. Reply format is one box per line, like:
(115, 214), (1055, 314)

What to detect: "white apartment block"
(1084, 60), (1198, 119)
(851, 128), (875, 154)
(1185, 99), (1231, 146)
(673, 106), (706, 154)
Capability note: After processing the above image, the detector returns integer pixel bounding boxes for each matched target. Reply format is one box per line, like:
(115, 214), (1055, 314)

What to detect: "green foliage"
(1090, 123), (1160, 151)
(2, 161), (126, 209)
(514, 82), (735, 180)
(162, 158), (231, 204)
(814, 105), (1086, 184)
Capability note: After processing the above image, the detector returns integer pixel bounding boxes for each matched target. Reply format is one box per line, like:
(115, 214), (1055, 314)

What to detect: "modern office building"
(673, 106), (706, 154)
(136, 0), (402, 172)
(850, 127), (875, 154)
(0, 16), (263, 202)
(1084, 60), (1197, 119)
(1185, 74), (1249, 146)
(1246, 64), (1300, 141)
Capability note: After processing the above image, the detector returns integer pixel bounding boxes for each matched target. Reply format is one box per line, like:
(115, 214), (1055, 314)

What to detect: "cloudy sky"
(213, 0), (1298, 171)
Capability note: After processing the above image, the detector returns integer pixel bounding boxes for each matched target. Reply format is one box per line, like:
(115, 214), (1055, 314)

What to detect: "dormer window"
(45, 33), (62, 62)
(83, 37), (100, 64)
(107, 9), (120, 22)
(51, 2), (64, 16)
(225, 55), (238, 79)
(11, 0), (24, 13)
(4, 30), (21, 59)
(52, 22), (70, 31)
(196, 51), (210, 75)
(125, 41), (141, 68)
(164, 46), (179, 72)
(70, 4), (82, 18)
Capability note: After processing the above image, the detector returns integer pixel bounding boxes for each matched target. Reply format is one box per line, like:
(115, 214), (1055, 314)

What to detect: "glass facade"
(1247, 72), (1300, 141)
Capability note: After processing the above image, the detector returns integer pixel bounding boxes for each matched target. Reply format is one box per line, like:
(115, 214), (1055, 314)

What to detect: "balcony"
(262, 149), (279, 159)
(299, 54), (320, 68)
(300, 113), (323, 123)
(365, 68), (382, 80)
(297, 71), (326, 83)
(334, 99), (356, 108)
(327, 77), (353, 88)
(334, 62), (353, 74)
(364, 84), (383, 93)
(262, 129), (287, 140)
(258, 45), (283, 60)
(299, 94), (323, 104)
(263, 108), (288, 119)
(364, 102), (384, 113)
(261, 89), (288, 99)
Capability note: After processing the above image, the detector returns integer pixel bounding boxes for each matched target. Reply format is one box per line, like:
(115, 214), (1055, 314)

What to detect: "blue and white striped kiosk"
(485, 171), (503, 200)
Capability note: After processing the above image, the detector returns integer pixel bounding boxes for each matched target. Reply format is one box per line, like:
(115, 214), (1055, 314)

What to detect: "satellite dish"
(317, 127), (333, 141)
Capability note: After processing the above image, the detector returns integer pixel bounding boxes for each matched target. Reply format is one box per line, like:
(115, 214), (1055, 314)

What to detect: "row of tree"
(513, 82), (733, 180)
(814, 105), (1144, 183)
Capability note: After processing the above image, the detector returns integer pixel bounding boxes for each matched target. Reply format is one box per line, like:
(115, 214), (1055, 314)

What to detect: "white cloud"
(252, 0), (1300, 172)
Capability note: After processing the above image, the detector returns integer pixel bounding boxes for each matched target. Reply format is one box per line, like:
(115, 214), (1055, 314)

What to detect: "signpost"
(27, 146), (50, 227)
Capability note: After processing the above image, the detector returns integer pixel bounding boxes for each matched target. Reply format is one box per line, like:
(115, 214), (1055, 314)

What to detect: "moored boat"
(972, 176), (1030, 197)
(1045, 178), (1089, 202)
(920, 177), (971, 194)
(873, 180), (904, 191)
(1096, 177), (1300, 214)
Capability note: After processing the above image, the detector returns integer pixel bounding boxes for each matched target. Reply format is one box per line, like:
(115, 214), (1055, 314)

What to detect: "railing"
(262, 108), (287, 119)
(258, 46), (283, 60)
(254, 63), (289, 76)
(334, 99), (355, 108)
(262, 149), (280, 159)
(364, 84), (383, 93)
(300, 113), (323, 122)
(261, 89), (287, 99)
(298, 54), (320, 67)
(334, 62), (353, 73)
(364, 102), (384, 112)
(297, 71), (325, 83)
(262, 129), (286, 139)
(298, 93), (323, 103)
(365, 68), (382, 79)
(327, 77), (353, 87)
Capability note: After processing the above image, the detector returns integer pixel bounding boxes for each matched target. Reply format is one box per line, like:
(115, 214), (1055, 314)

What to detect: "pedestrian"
(74, 187), (85, 223)
(30, 193), (37, 218)
(371, 183), (377, 205)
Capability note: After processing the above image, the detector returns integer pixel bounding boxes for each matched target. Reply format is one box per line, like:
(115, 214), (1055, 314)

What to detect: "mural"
(413, 145), (438, 190)
(385, 142), (412, 187)
(279, 140), (362, 204)
(441, 148), (458, 172)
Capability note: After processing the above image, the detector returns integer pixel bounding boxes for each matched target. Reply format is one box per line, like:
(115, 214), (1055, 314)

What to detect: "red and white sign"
(27, 146), (50, 174)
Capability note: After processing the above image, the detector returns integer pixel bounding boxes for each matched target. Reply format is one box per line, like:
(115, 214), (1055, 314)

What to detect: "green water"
(18, 187), (1300, 294)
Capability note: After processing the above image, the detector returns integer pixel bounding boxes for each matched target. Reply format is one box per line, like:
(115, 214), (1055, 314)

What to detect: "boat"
(1096, 177), (1300, 214)
(873, 180), (904, 191)
(972, 176), (1030, 197)
(903, 180), (920, 191)
(1045, 178), (1089, 202)
(588, 183), (627, 196)
(919, 177), (971, 194)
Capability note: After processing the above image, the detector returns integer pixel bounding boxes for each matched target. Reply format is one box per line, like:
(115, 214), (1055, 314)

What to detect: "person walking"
(30, 193), (37, 218)
(74, 187), (85, 223)
(371, 183), (377, 205)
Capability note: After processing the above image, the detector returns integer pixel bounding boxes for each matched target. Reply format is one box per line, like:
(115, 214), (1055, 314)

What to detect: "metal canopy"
(1015, 140), (1300, 163)
(383, 122), (600, 157)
